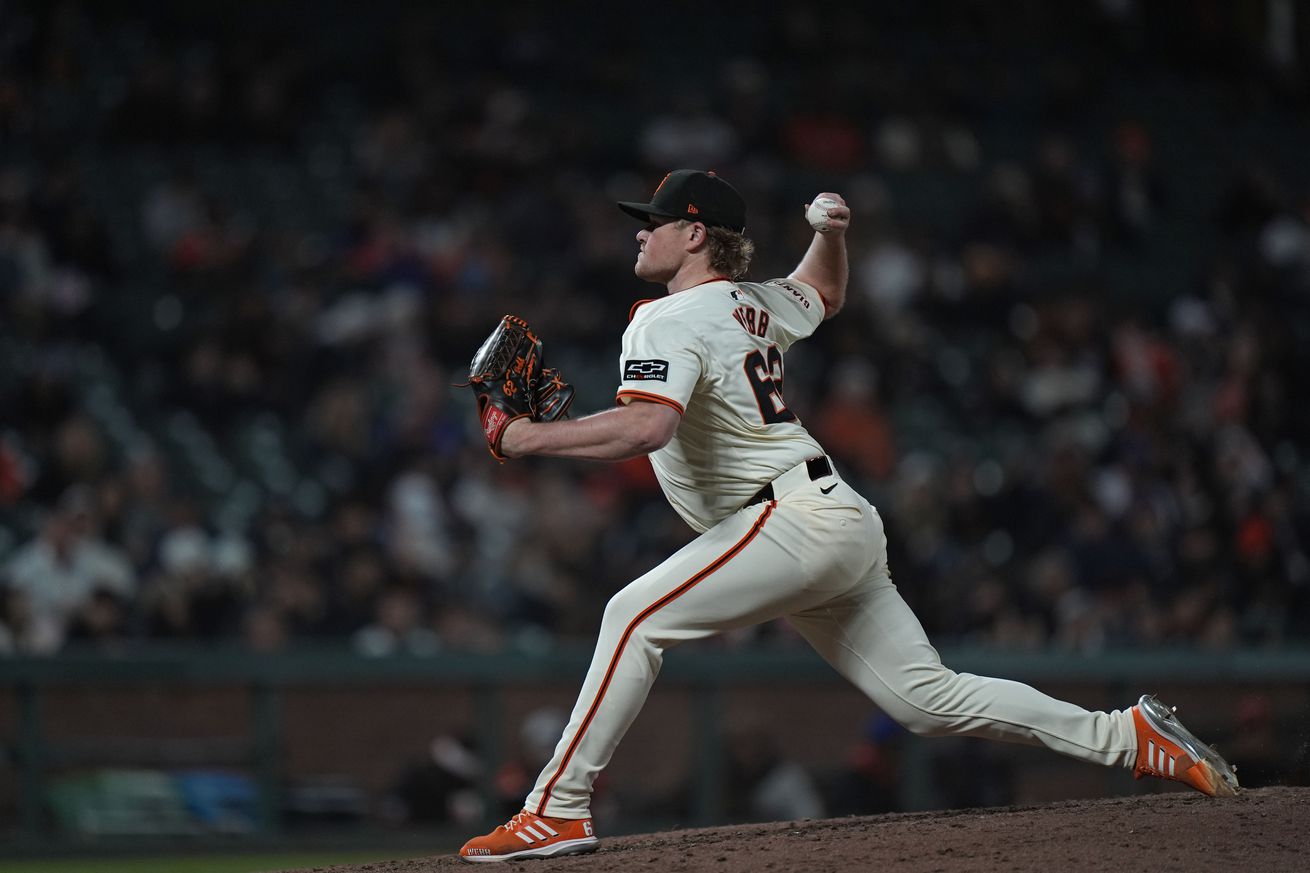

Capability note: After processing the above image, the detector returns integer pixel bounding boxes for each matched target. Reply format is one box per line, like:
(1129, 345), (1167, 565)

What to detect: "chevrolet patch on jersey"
(624, 359), (669, 381)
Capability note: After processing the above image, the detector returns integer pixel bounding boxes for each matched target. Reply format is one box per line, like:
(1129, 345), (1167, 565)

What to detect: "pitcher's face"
(634, 217), (688, 283)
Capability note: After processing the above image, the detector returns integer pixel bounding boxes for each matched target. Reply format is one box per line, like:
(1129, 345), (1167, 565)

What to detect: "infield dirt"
(283, 786), (1306, 873)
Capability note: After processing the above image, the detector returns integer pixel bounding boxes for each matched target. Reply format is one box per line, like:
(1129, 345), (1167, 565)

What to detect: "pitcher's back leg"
(789, 571), (1136, 768)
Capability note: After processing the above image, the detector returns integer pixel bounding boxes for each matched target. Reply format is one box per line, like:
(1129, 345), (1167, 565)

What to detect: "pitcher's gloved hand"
(534, 367), (575, 423)
(466, 315), (545, 461)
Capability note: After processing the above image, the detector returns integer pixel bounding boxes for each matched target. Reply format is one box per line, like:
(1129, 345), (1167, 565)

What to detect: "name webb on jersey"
(616, 276), (827, 534)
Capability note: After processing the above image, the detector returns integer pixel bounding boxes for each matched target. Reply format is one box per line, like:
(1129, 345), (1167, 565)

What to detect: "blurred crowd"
(2, 1), (1309, 657)
(380, 693), (1308, 825)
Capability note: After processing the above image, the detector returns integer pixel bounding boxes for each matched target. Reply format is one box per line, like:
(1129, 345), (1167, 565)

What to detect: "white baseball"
(807, 197), (842, 232)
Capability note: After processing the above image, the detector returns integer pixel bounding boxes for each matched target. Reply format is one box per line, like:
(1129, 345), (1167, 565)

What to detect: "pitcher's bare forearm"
(500, 401), (681, 461)
(790, 193), (850, 318)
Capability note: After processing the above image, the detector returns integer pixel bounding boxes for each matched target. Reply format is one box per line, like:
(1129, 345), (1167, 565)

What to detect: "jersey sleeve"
(760, 277), (825, 350)
(615, 308), (703, 415)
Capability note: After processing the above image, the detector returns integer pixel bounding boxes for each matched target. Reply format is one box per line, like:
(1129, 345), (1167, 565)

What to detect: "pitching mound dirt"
(284, 786), (1306, 873)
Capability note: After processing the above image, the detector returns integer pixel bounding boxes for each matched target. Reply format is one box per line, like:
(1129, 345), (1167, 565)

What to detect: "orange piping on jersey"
(533, 501), (777, 817)
(628, 299), (658, 322)
(819, 292), (835, 320)
(615, 390), (685, 415)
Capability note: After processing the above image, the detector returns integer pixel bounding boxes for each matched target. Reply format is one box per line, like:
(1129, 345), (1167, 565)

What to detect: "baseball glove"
(535, 367), (575, 423)
(466, 315), (574, 460)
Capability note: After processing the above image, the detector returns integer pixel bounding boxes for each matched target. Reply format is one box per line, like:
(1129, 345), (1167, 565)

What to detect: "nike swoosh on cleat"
(820, 483), (837, 494)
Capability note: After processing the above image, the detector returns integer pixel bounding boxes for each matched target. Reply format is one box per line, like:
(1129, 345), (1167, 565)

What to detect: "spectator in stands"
(825, 713), (904, 816)
(813, 358), (897, 483)
(351, 587), (439, 657)
(384, 733), (484, 826)
(64, 586), (130, 651)
(2, 485), (135, 653)
(724, 720), (826, 823)
(0, 585), (36, 655)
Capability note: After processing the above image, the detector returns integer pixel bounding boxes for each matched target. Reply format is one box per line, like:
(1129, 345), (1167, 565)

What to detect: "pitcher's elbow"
(630, 429), (671, 456)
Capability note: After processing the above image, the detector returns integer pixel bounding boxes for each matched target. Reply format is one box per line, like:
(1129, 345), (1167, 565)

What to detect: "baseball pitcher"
(458, 170), (1238, 862)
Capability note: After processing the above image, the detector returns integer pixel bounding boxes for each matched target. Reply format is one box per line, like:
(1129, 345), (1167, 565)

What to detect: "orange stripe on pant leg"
(535, 502), (776, 816)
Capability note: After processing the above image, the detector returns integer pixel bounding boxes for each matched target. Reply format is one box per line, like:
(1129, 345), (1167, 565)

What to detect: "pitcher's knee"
(897, 710), (956, 737)
(600, 590), (667, 651)
(885, 668), (964, 737)
(600, 585), (650, 630)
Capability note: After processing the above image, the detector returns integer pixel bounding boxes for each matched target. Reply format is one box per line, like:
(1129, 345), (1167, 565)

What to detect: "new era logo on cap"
(617, 170), (746, 233)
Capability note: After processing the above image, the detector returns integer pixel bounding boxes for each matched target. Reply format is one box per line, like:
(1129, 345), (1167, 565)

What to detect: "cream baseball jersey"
(616, 276), (827, 531)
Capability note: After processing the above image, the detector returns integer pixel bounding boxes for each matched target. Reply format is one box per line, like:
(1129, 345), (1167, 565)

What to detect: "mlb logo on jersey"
(624, 359), (669, 381)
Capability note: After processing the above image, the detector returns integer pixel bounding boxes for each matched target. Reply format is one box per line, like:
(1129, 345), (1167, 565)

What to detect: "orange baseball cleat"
(1132, 694), (1240, 797)
(459, 809), (599, 863)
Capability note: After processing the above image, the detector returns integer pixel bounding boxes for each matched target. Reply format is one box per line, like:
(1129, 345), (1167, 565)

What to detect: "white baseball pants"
(525, 461), (1137, 818)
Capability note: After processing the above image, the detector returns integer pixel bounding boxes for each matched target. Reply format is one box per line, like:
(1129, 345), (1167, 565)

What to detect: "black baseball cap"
(617, 169), (746, 233)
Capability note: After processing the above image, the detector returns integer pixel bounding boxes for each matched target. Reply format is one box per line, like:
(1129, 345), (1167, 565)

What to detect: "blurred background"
(1, 0), (1308, 865)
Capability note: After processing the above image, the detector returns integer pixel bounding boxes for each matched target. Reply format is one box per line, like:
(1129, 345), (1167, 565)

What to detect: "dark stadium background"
(0, 1), (1307, 868)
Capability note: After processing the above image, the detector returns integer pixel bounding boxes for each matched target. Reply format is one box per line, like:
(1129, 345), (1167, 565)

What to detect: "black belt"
(745, 456), (833, 507)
